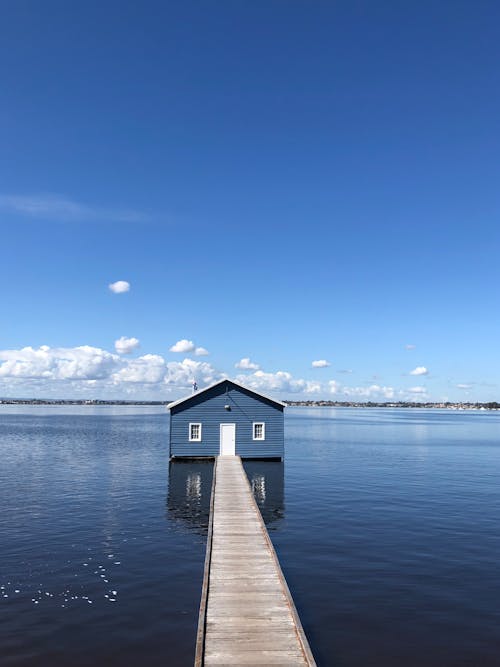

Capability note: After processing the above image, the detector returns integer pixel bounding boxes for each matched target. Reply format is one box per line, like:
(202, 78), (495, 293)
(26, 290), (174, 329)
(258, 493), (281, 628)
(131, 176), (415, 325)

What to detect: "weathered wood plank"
(195, 456), (316, 666)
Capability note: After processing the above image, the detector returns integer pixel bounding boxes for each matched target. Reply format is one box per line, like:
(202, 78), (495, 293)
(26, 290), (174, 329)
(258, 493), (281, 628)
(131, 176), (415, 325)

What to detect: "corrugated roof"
(167, 377), (287, 410)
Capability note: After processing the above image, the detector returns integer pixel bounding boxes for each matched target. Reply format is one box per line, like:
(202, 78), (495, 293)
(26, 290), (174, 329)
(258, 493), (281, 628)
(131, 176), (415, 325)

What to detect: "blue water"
(0, 406), (210, 667)
(1, 406), (500, 666)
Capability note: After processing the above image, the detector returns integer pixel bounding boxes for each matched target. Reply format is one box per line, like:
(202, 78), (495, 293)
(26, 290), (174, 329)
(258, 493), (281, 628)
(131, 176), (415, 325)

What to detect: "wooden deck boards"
(195, 455), (316, 667)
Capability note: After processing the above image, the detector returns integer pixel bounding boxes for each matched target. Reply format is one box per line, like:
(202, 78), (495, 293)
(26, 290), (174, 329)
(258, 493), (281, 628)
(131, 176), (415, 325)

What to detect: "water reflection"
(251, 474), (266, 502)
(167, 461), (214, 534)
(243, 461), (284, 529)
(186, 471), (202, 500)
(167, 460), (285, 532)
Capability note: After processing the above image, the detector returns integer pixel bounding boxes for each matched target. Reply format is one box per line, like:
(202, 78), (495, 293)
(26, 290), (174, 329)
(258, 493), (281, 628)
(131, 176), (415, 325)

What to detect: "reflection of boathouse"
(167, 461), (214, 533)
(243, 460), (284, 527)
(167, 460), (284, 530)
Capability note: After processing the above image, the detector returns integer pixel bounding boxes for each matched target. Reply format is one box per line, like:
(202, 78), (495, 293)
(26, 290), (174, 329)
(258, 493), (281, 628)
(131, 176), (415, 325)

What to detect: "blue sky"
(1, 1), (499, 401)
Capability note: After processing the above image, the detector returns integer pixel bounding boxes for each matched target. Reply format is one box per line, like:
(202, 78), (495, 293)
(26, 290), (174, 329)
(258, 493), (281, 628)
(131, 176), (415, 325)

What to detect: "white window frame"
(253, 422), (265, 441)
(189, 422), (202, 442)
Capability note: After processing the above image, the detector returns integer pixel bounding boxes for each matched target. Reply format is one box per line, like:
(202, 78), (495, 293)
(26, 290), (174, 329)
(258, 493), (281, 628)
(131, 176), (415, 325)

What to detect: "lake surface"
(1, 406), (500, 666)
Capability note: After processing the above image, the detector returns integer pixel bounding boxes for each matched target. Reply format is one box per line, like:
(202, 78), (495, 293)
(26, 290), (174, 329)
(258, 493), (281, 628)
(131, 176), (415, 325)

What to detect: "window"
(189, 423), (202, 441)
(253, 422), (265, 440)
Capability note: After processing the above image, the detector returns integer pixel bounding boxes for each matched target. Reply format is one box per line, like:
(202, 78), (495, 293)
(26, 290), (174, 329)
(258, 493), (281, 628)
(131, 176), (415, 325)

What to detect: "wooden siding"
(170, 381), (284, 459)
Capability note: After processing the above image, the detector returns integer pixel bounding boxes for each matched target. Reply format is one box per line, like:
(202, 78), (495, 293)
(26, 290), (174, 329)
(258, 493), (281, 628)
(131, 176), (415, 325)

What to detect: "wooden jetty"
(195, 455), (316, 666)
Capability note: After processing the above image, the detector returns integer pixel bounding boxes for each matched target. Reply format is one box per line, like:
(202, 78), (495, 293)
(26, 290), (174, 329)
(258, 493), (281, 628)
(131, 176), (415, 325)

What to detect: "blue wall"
(169, 381), (284, 459)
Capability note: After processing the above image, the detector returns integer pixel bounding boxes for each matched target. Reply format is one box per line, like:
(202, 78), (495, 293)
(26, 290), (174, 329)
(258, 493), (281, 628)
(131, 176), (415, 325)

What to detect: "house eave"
(167, 377), (287, 411)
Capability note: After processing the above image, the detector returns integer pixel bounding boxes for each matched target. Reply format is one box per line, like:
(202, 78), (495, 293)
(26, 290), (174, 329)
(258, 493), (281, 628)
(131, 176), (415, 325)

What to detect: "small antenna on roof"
(192, 379), (198, 394)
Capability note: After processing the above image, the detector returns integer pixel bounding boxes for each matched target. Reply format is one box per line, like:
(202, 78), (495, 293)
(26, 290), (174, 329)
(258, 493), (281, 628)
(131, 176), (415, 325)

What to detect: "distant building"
(168, 378), (285, 460)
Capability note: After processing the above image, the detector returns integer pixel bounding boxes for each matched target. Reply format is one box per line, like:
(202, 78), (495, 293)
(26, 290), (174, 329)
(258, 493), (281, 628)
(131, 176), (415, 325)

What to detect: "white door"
(220, 423), (236, 456)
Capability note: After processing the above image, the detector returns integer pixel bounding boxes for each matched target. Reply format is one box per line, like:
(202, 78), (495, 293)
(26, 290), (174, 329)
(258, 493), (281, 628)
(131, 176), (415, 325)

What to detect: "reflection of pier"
(195, 456), (315, 666)
(167, 461), (214, 534)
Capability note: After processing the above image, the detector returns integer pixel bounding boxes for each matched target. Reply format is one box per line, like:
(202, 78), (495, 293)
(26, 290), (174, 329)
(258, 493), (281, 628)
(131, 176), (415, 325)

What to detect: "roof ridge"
(167, 377), (286, 410)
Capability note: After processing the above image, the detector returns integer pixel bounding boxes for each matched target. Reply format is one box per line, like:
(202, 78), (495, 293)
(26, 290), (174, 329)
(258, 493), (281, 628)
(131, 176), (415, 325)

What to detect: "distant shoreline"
(284, 401), (500, 410)
(0, 399), (169, 406)
(0, 398), (499, 410)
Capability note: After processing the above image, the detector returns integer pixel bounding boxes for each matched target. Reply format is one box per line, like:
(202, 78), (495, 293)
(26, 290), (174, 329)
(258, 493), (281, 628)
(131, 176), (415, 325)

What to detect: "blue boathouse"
(168, 378), (285, 460)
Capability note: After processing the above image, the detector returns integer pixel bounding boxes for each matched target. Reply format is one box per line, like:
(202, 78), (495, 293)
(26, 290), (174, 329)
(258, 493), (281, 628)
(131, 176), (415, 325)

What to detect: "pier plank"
(195, 456), (316, 667)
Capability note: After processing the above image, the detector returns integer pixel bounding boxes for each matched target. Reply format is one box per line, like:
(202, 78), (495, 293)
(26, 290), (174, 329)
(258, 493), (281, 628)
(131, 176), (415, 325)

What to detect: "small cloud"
(410, 366), (428, 376)
(408, 386), (427, 394)
(109, 280), (130, 294)
(337, 369), (353, 374)
(169, 339), (208, 355)
(114, 336), (140, 354)
(456, 383), (472, 390)
(312, 359), (331, 368)
(0, 193), (146, 223)
(405, 344), (416, 350)
(235, 357), (260, 371)
(170, 339), (195, 353)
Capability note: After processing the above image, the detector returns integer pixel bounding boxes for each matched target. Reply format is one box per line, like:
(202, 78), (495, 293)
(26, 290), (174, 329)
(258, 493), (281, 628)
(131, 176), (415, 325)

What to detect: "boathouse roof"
(167, 377), (287, 410)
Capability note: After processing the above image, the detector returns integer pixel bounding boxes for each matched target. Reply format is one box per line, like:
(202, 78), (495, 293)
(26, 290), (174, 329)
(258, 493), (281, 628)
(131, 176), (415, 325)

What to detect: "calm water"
(1, 406), (500, 666)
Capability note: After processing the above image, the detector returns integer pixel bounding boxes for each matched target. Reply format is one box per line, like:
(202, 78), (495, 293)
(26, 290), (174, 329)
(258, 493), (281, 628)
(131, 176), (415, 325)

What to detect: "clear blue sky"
(1, 1), (499, 401)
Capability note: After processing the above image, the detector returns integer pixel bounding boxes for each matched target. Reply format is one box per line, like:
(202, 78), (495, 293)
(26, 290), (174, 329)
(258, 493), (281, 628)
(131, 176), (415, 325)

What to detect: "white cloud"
(342, 384), (395, 399)
(457, 383), (472, 390)
(0, 344), (221, 397)
(312, 359), (331, 368)
(375, 385), (396, 399)
(109, 280), (130, 294)
(0, 193), (146, 223)
(165, 358), (221, 389)
(113, 355), (220, 388)
(234, 370), (321, 395)
(0, 345), (120, 381)
(234, 373), (395, 400)
(410, 366), (428, 376)
(114, 336), (140, 354)
(235, 357), (260, 371)
(169, 340), (209, 356)
(405, 344), (416, 350)
(112, 354), (166, 384)
(170, 339), (195, 353)
(0, 344), (447, 403)
(304, 381), (322, 394)
(329, 380), (341, 394)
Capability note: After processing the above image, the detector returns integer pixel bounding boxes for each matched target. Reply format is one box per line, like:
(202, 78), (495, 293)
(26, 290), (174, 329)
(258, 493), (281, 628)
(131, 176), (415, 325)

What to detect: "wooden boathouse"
(195, 455), (316, 666)
(169, 378), (285, 460)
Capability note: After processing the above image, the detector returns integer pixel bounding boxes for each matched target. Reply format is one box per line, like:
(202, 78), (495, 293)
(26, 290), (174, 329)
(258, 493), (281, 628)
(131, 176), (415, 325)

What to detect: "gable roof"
(167, 377), (286, 410)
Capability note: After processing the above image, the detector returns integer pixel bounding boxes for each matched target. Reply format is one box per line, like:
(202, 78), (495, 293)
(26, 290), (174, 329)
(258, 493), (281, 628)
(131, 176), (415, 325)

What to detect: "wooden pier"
(195, 455), (316, 666)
